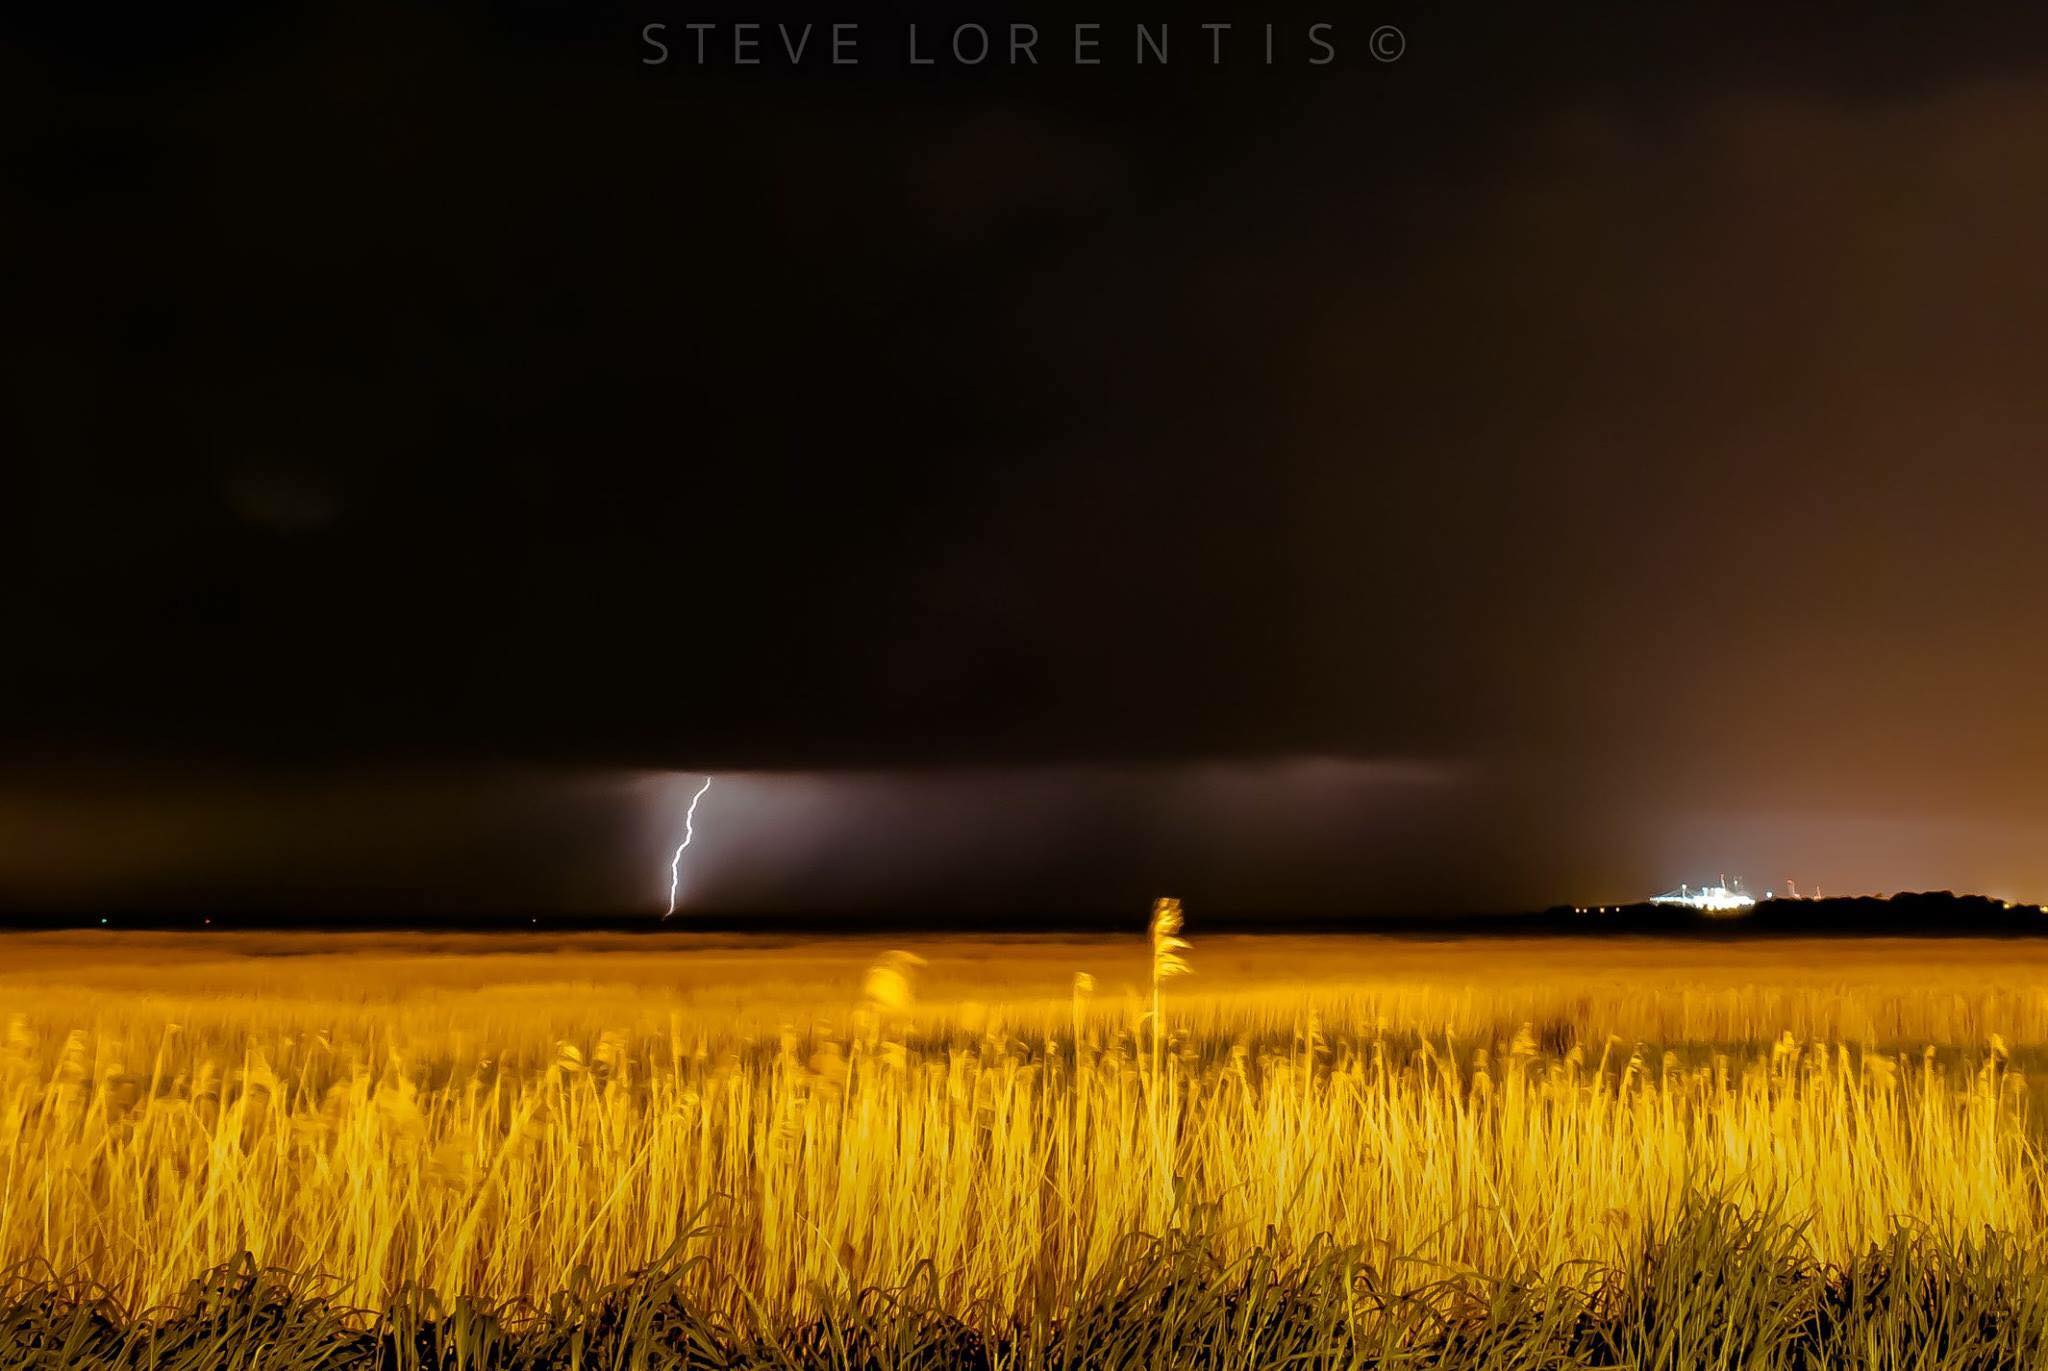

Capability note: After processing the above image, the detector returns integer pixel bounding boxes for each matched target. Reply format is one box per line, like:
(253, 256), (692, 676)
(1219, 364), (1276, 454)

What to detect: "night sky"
(7, 4), (2048, 919)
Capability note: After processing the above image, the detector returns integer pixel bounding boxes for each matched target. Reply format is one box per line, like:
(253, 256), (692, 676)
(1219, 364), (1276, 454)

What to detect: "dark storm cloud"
(6, 4), (2048, 912)
(653, 760), (1471, 915)
(0, 765), (645, 917)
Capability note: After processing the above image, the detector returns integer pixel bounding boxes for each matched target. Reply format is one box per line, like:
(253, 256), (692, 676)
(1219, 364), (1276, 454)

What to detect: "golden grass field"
(5, 926), (2048, 1329)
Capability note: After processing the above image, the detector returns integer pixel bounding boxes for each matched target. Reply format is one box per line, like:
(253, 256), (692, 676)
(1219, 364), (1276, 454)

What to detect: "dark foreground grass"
(6, 1201), (2048, 1370)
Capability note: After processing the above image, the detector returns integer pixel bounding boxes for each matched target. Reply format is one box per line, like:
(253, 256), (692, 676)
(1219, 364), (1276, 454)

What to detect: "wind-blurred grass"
(6, 930), (2048, 1366)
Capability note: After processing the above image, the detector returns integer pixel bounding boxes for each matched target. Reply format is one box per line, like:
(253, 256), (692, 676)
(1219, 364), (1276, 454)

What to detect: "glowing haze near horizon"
(0, 760), (2041, 918)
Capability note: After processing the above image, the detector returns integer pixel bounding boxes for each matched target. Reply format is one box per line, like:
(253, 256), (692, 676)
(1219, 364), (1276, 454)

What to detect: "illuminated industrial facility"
(1649, 879), (1757, 913)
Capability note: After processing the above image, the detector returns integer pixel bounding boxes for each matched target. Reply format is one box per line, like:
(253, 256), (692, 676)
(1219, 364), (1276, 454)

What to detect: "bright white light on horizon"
(1648, 880), (1755, 913)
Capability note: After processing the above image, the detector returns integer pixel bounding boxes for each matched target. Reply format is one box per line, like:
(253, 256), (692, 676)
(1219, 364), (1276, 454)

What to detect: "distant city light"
(1648, 880), (1755, 913)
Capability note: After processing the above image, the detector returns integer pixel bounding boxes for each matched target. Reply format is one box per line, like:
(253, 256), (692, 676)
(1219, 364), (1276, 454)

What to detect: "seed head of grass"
(1149, 899), (1190, 982)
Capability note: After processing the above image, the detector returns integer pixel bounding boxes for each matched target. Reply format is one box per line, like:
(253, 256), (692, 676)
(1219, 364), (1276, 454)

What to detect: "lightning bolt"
(664, 776), (714, 919)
